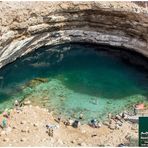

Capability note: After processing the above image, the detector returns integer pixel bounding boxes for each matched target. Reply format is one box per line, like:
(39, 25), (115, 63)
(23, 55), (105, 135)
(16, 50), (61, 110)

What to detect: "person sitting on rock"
(14, 100), (19, 107)
(47, 128), (53, 137)
(3, 110), (10, 118)
(1, 118), (7, 129)
(72, 120), (80, 128)
(89, 119), (101, 128)
(55, 116), (61, 123)
(64, 119), (71, 126)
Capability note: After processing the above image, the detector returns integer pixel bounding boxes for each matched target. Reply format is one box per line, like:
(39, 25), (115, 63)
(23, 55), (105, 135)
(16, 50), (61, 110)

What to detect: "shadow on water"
(0, 92), (11, 103)
(0, 42), (148, 103)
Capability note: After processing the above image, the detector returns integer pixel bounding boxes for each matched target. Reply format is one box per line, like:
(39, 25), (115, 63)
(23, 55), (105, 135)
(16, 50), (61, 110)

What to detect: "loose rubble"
(0, 101), (147, 146)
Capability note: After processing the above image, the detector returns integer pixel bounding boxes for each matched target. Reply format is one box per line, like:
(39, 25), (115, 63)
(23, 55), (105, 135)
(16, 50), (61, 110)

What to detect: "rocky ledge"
(0, 1), (148, 68)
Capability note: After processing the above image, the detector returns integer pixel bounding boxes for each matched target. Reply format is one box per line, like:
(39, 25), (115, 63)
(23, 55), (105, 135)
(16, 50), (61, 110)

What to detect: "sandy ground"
(0, 103), (141, 147)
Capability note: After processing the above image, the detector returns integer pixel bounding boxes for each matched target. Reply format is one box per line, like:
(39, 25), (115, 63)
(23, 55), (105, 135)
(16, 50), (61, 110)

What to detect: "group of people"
(0, 100), (21, 130)
(0, 109), (10, 129)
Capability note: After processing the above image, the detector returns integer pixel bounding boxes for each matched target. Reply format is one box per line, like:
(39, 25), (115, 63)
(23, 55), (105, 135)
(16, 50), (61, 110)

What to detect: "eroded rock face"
(0, 1), (148, 68)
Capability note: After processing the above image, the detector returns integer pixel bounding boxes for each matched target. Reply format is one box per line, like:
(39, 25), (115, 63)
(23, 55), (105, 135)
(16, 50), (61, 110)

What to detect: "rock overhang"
(0, 1), (148, 68)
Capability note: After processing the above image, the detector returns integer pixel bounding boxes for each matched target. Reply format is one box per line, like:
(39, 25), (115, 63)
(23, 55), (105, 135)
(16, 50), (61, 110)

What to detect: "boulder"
(103, 121), (110, 126)
(20, 138), (26, 142)
(125, 116), (139, 123)
(125, 133), (132, 140)
(69, 119), (74, 126)
(6, 127), (12, 133)
(21, 127), (30, 133)
(33, 123), (38, 127)
(12, 126), (16, 129)
(20, 120), (26, 124)
(115, 115), (121, 120)
(3, 138), (9, 142)
(108, 113), (112, 119)
(1, 131), (6, 135)
(57, 139), (63, 145)
(78, 142), (86, 146)
(23, 100), (31, 105)
(109, 124), (116, 130)
(116, 121), (122, 126)
(71, 140), (76, 144)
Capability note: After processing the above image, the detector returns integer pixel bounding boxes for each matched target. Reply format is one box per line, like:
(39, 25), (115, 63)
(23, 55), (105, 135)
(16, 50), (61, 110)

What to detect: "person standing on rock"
(1, 118), (7, 129)
(14, 100), (19, 109)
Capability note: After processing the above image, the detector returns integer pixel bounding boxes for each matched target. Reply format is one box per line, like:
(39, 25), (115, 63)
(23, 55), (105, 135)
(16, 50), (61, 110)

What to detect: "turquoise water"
(0, 43), (148, 121)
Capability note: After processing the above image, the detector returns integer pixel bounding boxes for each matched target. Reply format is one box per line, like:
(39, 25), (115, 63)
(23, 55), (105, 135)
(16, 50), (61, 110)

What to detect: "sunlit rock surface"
(0, 1), (148, 68)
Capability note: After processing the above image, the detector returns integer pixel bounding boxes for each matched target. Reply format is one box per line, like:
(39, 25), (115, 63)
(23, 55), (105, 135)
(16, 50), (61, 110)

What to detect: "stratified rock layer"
(1, 1), (148, 68)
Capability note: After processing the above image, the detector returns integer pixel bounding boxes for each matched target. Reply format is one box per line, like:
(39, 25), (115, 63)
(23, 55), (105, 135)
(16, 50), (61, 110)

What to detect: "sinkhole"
(0, 43), (148, 122)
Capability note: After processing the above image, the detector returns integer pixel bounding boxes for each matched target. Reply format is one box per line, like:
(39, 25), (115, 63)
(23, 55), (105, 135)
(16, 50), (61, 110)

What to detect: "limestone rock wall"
(0, 1), (148, 68)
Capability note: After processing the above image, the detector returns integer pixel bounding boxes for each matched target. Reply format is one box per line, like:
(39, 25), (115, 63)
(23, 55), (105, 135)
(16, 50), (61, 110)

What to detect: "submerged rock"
(24, 77), (48, 88)
(30, 62), (50, 68)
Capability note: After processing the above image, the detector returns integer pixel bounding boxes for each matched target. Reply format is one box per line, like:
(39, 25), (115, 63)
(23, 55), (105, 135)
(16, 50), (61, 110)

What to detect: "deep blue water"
(0, 43), (147, 121)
